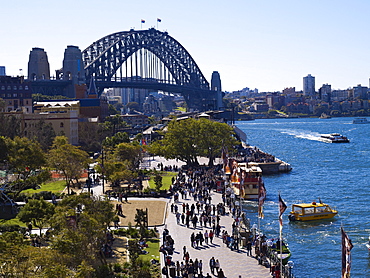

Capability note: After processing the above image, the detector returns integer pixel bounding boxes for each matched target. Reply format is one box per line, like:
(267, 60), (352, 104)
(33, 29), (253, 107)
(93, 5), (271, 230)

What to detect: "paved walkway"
(157, 191), (271, 278)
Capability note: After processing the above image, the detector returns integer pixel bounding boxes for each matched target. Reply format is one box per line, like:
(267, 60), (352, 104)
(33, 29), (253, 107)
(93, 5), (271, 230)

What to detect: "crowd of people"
(160, 166), (264, 278)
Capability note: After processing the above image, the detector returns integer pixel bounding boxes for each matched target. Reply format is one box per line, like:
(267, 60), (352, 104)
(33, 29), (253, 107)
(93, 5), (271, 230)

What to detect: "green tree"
(78, 121), (106, 153)
(149, 118), (239, 166)
(97, 160), (136, 189)
(154, 173), (163, 191)
(5, 137), (50, 198)
(134, 209), (148, 238)
(197, 118), (239, 166)
(50, 194), (114, 270)
(0, 136), (8, 162)
(114, 142), (142, 170)
(102, 131), (130, 149)
(108, 103), (120, 115)
(0, 114), (21, 138)
(18, 198), (55, 235)
(99, 114), (127, 136)
(48, 136), (90, 194)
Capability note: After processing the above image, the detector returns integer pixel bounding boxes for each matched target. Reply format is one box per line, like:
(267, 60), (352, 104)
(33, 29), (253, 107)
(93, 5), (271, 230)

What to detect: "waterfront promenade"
(157, 188), (271, 278)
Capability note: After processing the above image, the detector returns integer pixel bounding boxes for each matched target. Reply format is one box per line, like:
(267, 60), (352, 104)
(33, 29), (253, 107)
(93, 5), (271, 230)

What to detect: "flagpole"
(278, 191), (283, 276)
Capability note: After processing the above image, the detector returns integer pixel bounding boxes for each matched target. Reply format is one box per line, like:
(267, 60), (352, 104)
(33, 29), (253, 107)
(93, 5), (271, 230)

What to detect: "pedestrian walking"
(209, 230), (214, 244)
(198, 259), (203, 274)
(215, 259), (220, 274)
(209, 257), (215, 275)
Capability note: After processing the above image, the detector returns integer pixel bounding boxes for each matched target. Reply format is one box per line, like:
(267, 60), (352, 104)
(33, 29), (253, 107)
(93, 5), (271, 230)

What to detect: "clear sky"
(1, 0), (370, 92)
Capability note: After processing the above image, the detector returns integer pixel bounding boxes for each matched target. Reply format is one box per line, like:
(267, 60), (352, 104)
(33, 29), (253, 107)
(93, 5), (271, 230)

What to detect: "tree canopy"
(149, 118), (239, 166)
(18, 198), (55, 235)
(5, 136), (51, 198)
(48, 136), (90, 194)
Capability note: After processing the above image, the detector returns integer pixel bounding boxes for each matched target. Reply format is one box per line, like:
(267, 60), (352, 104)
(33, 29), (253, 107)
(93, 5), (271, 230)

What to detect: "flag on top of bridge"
(157, 18), (161, 22)
(141, 19), (145, 23)
(341, 226), (353, 278)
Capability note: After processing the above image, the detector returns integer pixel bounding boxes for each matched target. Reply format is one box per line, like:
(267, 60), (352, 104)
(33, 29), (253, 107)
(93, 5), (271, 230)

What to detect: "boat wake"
(280, 129), (323, 142)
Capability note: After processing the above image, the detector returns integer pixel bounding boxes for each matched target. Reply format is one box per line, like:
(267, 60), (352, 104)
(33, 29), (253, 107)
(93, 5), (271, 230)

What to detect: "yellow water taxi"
(288, 201), (338, 221)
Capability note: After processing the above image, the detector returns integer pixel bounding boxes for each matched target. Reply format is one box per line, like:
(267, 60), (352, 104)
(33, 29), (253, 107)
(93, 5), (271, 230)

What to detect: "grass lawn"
(22, 180), (66, 194)
(148, 172), (177, 190)
(139, 238), (160, 262)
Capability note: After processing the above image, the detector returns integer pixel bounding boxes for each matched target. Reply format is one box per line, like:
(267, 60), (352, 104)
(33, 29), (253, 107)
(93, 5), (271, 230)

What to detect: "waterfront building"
(27, 48), (50, 80)
(303, 74), (315, 97)
(266, 92), (285, 109)
(286, 102), (310, 114)
(0, 76), (33, 113)
(353, 84), (368, 99)
(331, 89), (350, 101)
(250, 100), (269, 112)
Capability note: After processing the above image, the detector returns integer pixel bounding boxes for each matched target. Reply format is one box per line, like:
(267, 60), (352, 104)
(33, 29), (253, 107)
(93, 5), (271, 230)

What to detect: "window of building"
(60, 122), (64, 128)
(25, 86), (29, 90)
(13, 86), (17, 90)
(1, 86), (4, 90)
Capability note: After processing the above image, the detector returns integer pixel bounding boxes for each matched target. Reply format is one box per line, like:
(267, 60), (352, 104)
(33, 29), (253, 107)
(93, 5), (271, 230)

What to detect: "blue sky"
(1, 0), (370, 92)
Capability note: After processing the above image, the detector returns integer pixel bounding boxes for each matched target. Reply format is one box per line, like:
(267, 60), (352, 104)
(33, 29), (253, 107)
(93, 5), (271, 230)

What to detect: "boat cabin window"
(292, 207), (303, 214)
(316, 207), (325, 213)
(303, 208), (315, 214)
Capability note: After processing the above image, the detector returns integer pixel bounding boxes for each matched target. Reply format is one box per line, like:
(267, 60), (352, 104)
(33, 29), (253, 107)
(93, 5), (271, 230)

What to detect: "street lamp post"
(101, 148), (105, 195)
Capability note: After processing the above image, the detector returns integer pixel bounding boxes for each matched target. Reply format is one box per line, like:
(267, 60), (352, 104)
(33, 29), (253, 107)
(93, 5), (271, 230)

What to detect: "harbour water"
(236, 117), (370, 278)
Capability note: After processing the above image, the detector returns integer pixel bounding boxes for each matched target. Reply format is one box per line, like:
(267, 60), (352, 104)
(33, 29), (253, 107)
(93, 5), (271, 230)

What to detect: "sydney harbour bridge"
(30, 28), (223, 111)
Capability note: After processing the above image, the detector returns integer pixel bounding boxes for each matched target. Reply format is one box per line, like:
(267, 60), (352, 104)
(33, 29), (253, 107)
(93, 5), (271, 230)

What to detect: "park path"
(158, 189), (272, 278)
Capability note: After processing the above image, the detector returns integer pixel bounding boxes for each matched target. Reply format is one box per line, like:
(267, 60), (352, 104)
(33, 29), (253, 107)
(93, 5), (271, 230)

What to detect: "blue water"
(236, 117), (370, 278)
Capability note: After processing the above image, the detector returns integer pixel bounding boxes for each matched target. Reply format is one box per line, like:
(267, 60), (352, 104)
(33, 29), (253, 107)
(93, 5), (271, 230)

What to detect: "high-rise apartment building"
(303, 74), (315, 96)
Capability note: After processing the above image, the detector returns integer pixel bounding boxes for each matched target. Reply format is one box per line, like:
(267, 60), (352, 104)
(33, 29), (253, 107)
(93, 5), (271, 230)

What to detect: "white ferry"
(320, 133), (350, 143)
(353, 118), (369, 124)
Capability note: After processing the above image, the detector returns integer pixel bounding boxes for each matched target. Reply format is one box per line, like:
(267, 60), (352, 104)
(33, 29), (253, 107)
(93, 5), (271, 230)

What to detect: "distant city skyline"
(1, 0), (370, 92)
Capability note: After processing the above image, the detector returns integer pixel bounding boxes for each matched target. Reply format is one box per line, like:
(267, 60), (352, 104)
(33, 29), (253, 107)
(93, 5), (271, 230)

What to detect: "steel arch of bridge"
(82, 28), (219, 110)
